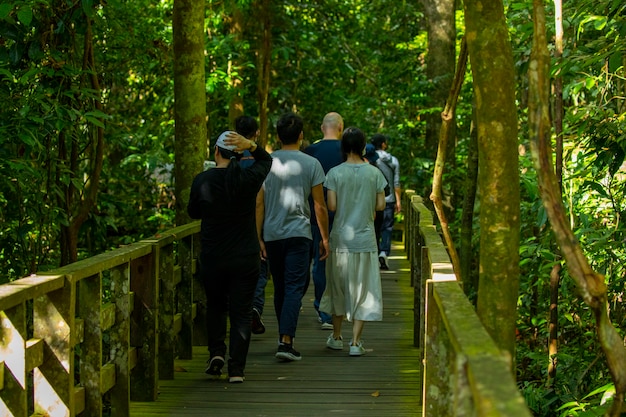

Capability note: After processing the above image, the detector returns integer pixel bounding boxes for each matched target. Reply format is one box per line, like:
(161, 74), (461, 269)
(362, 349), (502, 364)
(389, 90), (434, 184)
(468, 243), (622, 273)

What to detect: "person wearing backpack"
(371, 134), (401, 270)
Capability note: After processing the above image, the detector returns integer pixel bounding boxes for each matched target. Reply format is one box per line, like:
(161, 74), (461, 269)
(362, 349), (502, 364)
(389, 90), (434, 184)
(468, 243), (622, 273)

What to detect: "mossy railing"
(0, 221), (200, 417)
(403, 190), (532, 416)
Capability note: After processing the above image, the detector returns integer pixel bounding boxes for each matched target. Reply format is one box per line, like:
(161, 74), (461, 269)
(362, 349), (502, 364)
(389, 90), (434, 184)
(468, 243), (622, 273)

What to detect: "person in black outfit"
(235, 115), (269, 335)
(187, 130), (272, 383)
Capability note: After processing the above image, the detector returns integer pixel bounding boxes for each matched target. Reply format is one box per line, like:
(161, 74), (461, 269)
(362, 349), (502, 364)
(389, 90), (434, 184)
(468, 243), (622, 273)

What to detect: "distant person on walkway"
(188, 130), (272, 383)
(258, 112), (330, 362)
(303, 111), (344, 330)
(371, 134), (401, 270)
(320, 127), (386, 356)
(365, 143), (389, 253)
(235, 115), (268, 335)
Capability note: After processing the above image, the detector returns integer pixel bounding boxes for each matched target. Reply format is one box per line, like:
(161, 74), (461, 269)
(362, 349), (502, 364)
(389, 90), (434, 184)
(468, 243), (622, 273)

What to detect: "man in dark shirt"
(303, 112), (344, 330)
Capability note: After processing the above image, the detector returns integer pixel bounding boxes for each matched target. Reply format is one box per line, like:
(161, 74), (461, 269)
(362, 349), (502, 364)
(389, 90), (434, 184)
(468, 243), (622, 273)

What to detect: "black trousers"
(200, 253), (260, 375)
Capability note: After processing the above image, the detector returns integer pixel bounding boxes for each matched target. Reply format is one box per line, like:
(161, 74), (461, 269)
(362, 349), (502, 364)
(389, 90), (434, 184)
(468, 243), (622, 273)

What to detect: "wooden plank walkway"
(130, 242), (422, 416)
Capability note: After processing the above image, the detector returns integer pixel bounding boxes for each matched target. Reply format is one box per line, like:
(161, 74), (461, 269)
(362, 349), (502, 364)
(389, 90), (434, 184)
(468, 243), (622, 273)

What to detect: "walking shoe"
(229, 375), (245, 383)
(326, 334), (343, 350)
(321, 321), (334, 330)
(349, 341), (366, 356)
(205, 356), (225, 378)
(275, 343), (302, 361)
(251, 307), (266, 334)
(378, 251), (389, 270)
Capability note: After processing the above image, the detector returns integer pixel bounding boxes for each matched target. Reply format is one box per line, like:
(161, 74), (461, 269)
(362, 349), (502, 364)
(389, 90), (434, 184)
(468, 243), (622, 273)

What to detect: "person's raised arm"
(311, 183), (330, 261)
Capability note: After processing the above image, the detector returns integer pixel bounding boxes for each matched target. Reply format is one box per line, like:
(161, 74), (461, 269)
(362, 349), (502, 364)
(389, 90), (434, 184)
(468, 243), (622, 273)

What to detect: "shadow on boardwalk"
(130, 242), (421, 417)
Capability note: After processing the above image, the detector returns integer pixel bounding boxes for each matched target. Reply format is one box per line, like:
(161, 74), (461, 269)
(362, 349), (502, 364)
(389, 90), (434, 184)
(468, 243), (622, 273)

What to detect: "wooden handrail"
(403, 191), (532, 416)
(0, 221), (201, 417)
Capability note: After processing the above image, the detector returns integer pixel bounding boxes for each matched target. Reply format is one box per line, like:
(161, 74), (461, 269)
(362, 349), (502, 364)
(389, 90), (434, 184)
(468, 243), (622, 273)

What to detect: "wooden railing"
(404, 191), (533, 417)
(0, 222), (201, 417)
(2, 195), (536, 416)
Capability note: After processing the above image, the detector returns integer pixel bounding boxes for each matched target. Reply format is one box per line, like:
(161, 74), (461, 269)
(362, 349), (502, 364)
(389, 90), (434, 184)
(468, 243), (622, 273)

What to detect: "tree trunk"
(529, 1), (626, 413)
(420, 0), (457, 162)
(227, 0), (244, 124)
(59, 16), (105, 266)
(463, 0), (521, 366)
(430, 38), (468, 282)
(256, 0), (272, 148)
(173, 0), (207, 226)
(547, 0), (564, 385)
(460, 107), (479, 297)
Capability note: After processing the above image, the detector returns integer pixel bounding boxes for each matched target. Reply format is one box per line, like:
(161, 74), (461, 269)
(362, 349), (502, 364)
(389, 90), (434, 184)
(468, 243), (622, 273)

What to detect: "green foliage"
(0, 0), (176, 282)
(505, 0), (626, 414)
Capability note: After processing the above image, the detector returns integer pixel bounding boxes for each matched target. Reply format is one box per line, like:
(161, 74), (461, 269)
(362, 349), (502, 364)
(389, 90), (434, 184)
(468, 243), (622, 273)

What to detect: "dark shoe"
(275, 343), (302, 362)
(251, 307), (266, 334)
(229, 375), (245, 383)
(205, 356), (225, 379)
(378, 251), (389, 270)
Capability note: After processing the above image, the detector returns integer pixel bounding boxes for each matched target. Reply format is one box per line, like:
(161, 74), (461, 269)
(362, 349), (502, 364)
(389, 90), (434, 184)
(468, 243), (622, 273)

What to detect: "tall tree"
(58, 15), (106, 265)
(420, 0), (457, 162)
(463, 0), (521, 364)
(256, 0), (272, 147)
(547, 0), (565, 385)
(173, 0), (207, 225)
(226, 0), (245, 124)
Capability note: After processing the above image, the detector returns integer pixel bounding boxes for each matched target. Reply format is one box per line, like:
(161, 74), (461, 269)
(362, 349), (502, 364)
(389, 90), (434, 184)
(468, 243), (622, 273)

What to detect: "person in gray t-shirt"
(257, 112), (330, 362)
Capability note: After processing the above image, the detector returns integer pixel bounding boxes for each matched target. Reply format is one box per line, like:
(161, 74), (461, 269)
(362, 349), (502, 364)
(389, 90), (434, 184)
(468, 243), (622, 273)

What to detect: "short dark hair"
(341, 127), (366, 158)
(235, 116), (258, 139)
(371, 133), (387, 150)
(276, 112), (303, 145)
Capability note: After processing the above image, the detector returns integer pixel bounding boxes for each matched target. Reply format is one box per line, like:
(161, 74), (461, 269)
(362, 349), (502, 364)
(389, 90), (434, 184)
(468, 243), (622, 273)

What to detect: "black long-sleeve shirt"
(187, 147), (272, 260)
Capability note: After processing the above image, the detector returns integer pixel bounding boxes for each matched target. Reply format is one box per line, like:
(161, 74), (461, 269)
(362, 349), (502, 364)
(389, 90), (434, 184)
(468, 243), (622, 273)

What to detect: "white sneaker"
(349, 341), (366, 356)
(326, 334), (343, 350)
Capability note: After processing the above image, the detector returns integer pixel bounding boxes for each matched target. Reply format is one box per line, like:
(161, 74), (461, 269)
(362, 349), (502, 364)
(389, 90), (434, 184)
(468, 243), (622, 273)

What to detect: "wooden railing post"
(33, 278), (78, 417)
(130, 254), (158, 401)
(79, 273), (104, 417)
(109, 263), (131, 416)
(155, 242), (176, 380)
(177, 235), (195, 359)
(0, 302), (27, 416)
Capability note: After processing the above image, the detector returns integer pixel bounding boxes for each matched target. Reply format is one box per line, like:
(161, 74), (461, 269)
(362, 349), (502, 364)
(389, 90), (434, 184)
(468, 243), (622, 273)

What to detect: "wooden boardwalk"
(130, 242), (421, 417)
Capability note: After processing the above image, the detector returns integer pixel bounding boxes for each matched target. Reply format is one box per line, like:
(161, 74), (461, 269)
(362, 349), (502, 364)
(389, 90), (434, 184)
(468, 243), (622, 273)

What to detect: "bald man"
(304, 112), (344, 330)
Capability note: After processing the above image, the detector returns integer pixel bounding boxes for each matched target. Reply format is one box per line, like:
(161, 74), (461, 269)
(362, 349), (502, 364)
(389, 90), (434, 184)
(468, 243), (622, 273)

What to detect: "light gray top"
(325, 162), (387, 252)
(262, 149), (326, 242)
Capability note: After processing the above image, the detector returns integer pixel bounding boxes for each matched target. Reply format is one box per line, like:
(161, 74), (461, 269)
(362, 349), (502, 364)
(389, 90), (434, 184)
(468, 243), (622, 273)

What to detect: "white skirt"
(320, 251), (383, 322)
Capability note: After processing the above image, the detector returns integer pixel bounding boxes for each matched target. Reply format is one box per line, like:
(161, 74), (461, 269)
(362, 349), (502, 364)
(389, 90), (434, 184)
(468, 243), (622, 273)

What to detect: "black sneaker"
(251, 308), (266, 335)
(275, 343), (302, 361)
(205, 356), (225, 379)
(379, 252), (389, 270)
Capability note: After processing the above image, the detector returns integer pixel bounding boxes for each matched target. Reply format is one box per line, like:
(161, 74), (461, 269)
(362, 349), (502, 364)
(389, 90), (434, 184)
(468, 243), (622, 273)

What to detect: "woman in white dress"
(319, 127), (387, 356)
